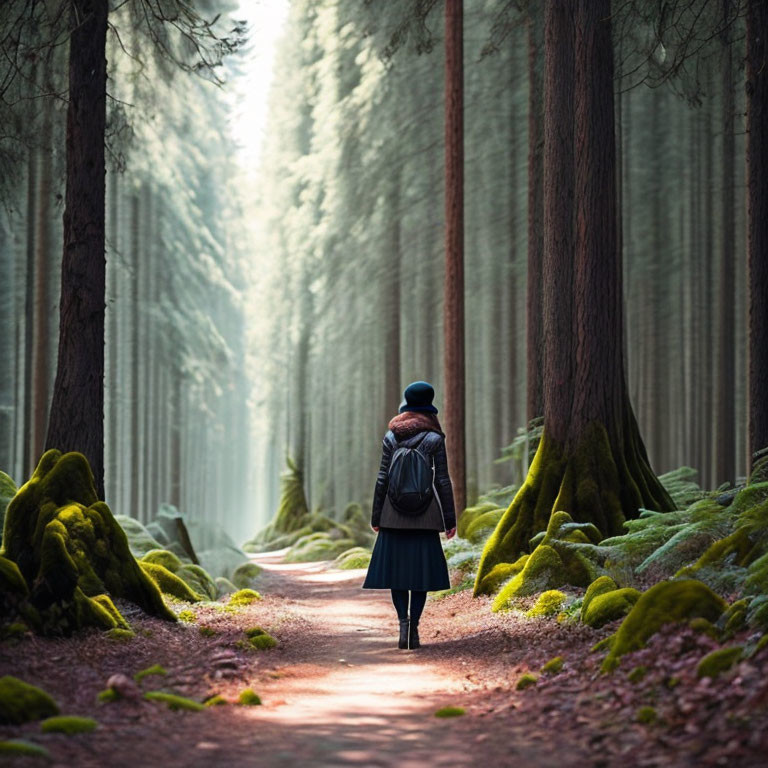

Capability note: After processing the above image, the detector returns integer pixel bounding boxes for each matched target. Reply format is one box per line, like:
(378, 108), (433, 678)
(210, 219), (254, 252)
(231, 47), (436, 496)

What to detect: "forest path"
(239, 549), (544, 768)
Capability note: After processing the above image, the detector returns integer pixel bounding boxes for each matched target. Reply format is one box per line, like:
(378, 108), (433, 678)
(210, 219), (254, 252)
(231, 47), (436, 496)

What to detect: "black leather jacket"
(371, 429), (456, 530)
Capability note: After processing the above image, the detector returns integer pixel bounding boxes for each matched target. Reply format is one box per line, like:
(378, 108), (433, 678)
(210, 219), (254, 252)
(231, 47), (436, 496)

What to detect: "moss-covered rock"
(284, 532), (358, 563)
(627, 665), (647, 683)
(113, 515), (164, 559)
(475, 556), (528, 596)
(141, 549), (184, 573)
(525, 590), (567, 618)
(106, 628), (134, 641)
(0, 676), (59, 724)
(0, 739), (50, 758)
(134, 664), (167, 684)
(176, 564), (217, 600)
(601, 580), (727, 672)
(541, 656), (564, 675)
(636, 705), (657, 724)
(516, 673), (538, 690)
(334, 546), (372, 570)
(0, 471), (17, 549)
(434, 705), (465, 717)
(243, 626), (277, 649)
(40, 715), (97, 734)
(139, 561), (202, 603)
(204, 694), (228, 706)
(492, 545), (564, 609)
(696, 646), (742, 679)
(143, 692), (205, 711)
(1, 450), (175, 633)
(582, 585), (642, 629)
(228, 588), (261, 607)
(237, 688), (262, 706)
(232, 562), (263, 588)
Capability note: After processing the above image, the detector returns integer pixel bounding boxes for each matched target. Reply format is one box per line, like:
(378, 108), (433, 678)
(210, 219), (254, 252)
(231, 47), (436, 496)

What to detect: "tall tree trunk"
(444, 0), (466, 515)
(129, 192), (141, 519)
(716, 0), (736, 486)
(747, 0), (768, 471)
(45, 0), (108, 497)
(475, 0), (673, 593)
(32, 102), (53, 470)
(23, 122), (37, 479)
(526, 4), (545, 423)
(542, 0), (574, 446)
(383, 173), (401, 430)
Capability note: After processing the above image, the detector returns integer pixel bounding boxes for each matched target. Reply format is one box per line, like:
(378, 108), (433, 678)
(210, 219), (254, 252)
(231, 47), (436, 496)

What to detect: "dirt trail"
(241, 550), (500, 767)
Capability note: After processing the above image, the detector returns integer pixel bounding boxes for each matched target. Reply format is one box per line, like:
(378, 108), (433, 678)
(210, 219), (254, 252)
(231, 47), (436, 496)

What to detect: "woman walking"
(362, 381), (457, 650)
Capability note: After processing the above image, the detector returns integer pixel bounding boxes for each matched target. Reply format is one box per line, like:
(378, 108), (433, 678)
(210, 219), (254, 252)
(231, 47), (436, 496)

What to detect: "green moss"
(139, 561), (202, 603)
(434, 705), (465, 717)
(476, 556), (529, 596)
(689, 617), (720, 638)
(0, 676), (59, 724)
(176, 564), (217, 601)
(601, 580), (727, 673)
(232, 562), (262, 588)
(722, 599), (748, 636)
(591, 635), (615, 654)
(334, 547), (372, 569)
(581, 576), (617, 617)
(177, 609), (196, 623)
(237, 688), (262, 706)
(204, 694), (228, 706)
(0, 471), (18, 549)
(96, 688), (118, 703)
(113, 515), (164, 559)
(636, 706), (657, 724)
(134, 664), (167, 684)
(516, 673), (538, 690)
(492, 545), (564, 610)
(525, 590), (567, 618)
(696, 646), (743, 679)
(143, 691), (204, 711)
(0, 555), (28, 598)
(244, 626), (277, 649)
(215, 577), (237, 598)
(283, 532), (358, 563)
(228, 588), (261, 607)
(199, 626), (217, 637)
(582, 587), (642, 629)
(92, 594), (130, 630)
(141, 549), (183, 573)
(627, 666), (647, 683)
(1, 450), (175, 633)
(465, 508), (504, 543)
(541, 656), (564, 675)
(0, 739), (50, 758)
(105, 628), (135, 641)
(40, 715), (98, 734)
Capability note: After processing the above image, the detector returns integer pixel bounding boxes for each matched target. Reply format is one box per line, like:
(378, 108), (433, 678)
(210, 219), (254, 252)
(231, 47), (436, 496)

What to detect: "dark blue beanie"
(399, 381), (438, 414)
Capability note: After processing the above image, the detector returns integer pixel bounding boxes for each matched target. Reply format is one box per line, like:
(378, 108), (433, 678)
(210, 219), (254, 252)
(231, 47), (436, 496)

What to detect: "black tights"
(391, 589), (427, 624)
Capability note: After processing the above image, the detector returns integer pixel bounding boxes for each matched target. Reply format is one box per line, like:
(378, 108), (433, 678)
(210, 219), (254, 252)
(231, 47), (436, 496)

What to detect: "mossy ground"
(40, 715), (97, 734)
(0, 676), (59, 724)
(143, 692), (205, 711)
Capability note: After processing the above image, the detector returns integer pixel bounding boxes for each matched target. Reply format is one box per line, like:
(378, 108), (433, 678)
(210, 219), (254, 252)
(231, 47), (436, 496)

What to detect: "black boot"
(409, 619), (420, 649)
(398, 618), (409, 649)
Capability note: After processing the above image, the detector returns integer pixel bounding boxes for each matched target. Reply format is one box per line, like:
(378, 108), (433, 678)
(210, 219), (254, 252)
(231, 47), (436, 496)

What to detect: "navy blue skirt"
(362, 527), (451, 591)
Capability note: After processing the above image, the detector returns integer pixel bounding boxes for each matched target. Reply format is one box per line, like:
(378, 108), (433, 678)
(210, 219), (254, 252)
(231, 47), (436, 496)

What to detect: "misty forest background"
(0, 0), (754, 545)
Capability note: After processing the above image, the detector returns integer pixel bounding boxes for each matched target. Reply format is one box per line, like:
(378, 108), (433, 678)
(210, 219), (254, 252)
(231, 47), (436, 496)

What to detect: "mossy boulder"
(696, 646), (742, 678)
(243, 626), (277, 649)
(525, 590), (567, 618)
(0, 450), (175, 633)
(334, 546), (372, 569)
(0, 676), (59, 724)
(228, 588), (261, 607)
(215, 577), (238, 598)
(492, 545), (563, 609)
(114, 515), (164, 559)
(581, 577), (642, 629)
(0, 739), (50, 758)
(232, 562), (263, 588)
(516, 673), (537, 690)
(475, 556), (528, 595)
(139, 561), (202, 602)
(143, 692), (204, 711)
(40, 715), (97, 734)
(237, 688), (262, 706)
(284, 532), (357, 563)
(142, 549), (184, 572)
(0, 471), (17, 549)
(601, 579), (727, 672)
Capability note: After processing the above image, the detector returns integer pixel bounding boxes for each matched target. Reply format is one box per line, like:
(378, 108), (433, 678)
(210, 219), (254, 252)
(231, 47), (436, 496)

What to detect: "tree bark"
(716, 0), (736, 486)
(526, 4), (545, 423)
(747, 0), (768, 471)
(474, 0), (673, 594)
(444, 0), (466, 515)
(45, 0), (108, 497)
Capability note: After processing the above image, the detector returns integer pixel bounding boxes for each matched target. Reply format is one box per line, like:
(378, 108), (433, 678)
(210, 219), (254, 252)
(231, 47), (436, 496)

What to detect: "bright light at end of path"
(229, 1), (290, 177)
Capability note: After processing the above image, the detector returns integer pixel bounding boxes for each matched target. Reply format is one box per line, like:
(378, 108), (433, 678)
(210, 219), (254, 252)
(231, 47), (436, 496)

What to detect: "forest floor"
(2, 550), (768, 767)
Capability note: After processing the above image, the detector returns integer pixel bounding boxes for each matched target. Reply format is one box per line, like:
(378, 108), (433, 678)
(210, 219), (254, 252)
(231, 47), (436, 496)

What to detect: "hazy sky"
(229, 1), (290, 178)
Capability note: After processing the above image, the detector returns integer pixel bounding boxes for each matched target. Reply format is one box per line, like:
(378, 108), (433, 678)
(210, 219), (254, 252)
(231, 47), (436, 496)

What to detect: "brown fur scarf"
(388, 411), (445, 439)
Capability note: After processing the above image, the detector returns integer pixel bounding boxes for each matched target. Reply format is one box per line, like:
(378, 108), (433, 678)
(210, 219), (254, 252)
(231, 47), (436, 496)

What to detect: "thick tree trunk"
(747, 0), (768, 471)
(45, 0), (108, 498)
(474, 0), (673, 594)
(526, 4), (545, 423)
(716, 0), (736, 486)
(444, 0), (466, 515)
